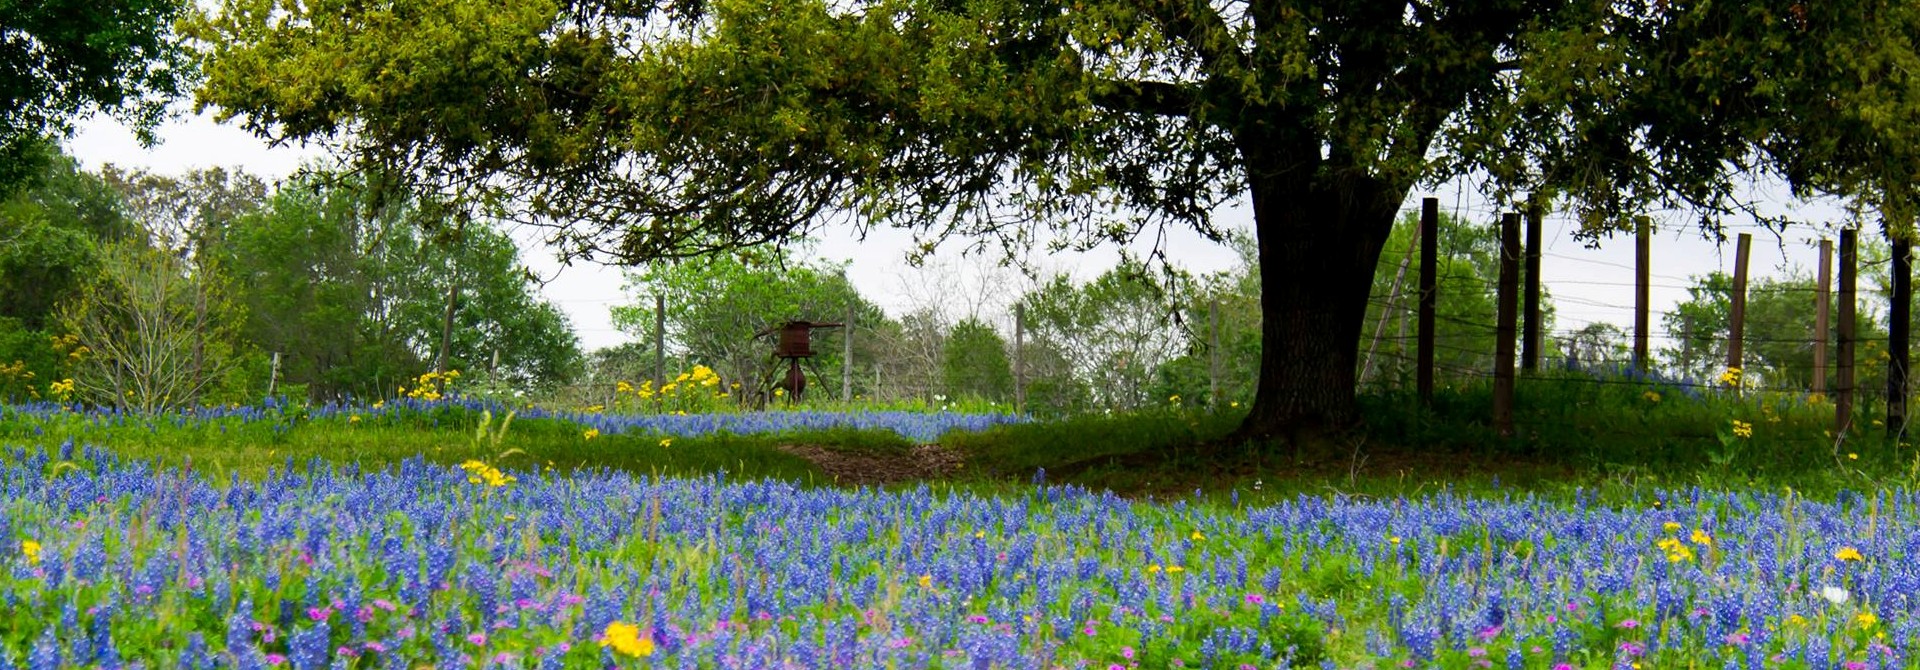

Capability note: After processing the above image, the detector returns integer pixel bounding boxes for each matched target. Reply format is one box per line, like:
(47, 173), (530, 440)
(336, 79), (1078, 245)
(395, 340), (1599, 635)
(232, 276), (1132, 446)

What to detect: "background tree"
(1664, 270), (1887, 391)
(59, 241), (246, 413)
(1565, 322), (1635, 370)
(862, 309), (945, 403)
(193, 0), (1920, 442)
(1149, 237), (1262, 409)
(417, 226), (585, 389)
(584, 341), (659, 385)
(207, 172), (584, 398)
(1662, 273), (1737, 381)
(940, 318), (1014, 403)
(1, 0), (192, 191)
(612, 254), (887, 401)
(1020, 264), (1188, 411)
(0, 145), (143, 402)
(103, 165), (270, 256)
(0, 146), (139, 331)
(1356, 210), (1548, 386)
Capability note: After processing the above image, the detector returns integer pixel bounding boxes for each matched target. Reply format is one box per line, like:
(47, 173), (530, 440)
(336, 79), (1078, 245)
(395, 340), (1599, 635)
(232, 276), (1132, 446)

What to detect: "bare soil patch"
(777, 444), (966, 487)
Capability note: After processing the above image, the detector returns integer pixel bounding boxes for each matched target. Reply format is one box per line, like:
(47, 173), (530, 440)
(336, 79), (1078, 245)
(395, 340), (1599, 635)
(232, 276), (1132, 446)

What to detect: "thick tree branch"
(1141, 0), (1247, 73)
(1089, 79), (1200, 118)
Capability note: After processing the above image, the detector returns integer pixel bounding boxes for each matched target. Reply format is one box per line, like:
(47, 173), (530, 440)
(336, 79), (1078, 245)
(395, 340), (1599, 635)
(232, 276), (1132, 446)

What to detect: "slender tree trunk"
(436, 283), (459, 374)
(1233, 149), (1402, 443)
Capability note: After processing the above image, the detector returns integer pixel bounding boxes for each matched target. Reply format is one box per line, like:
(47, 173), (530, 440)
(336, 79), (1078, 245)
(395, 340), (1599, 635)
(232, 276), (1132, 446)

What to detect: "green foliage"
(612, 253), (886, 402)
(1020, 263), (1187, 411)
(0, 146), (138, 330)
(206, 172), (584, 399)
(0, 320), (79, 403)
(1148, 236), (1260, 409)
(940, 318), (1013, 403)
(1357, 210), (1546, 387)
(0, 0), (192, 191)
(57, 241), (249, 413)
(192, 0), (1920, 433)
(1664, 270), (1888, 390)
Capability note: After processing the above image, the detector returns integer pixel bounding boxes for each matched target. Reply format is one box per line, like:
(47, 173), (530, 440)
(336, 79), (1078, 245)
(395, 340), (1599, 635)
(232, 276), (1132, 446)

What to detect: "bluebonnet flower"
(27, 630), (57, 670)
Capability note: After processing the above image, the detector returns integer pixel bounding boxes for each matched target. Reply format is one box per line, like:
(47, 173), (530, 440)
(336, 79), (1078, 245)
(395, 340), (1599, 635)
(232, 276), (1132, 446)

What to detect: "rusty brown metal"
(763, 321), (844, 359)
(757, 320), (844, 402)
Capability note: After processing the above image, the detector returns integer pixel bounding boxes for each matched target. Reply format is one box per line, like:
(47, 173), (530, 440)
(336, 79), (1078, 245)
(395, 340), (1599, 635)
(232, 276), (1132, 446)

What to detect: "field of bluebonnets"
(0, 368), (1914, 669)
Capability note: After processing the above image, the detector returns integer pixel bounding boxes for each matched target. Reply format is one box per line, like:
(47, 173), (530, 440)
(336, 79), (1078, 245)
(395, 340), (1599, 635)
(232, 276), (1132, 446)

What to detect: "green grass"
(4, 368), (1916, 505)
(0, 406), (931, 485)
(951, 370), (1920, 502)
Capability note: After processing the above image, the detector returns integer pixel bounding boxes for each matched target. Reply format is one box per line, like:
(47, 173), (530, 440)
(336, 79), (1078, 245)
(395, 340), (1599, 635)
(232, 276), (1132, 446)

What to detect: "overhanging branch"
(1089, 79), (1199, 118)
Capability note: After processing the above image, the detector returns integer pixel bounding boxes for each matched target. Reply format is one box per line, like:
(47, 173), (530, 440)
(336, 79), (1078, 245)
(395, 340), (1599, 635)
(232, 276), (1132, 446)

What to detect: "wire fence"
(1350, 197), (1920, 434)
(220, 193), (1918, 422)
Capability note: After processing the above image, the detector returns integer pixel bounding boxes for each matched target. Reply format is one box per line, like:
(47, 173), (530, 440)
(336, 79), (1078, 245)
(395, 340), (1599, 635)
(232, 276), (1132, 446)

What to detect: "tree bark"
(1232, 147), (1402, 444)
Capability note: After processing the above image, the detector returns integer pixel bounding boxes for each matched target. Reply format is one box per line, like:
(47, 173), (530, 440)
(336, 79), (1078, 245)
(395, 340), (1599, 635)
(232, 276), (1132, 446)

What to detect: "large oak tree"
(192, 0), (1920, 441)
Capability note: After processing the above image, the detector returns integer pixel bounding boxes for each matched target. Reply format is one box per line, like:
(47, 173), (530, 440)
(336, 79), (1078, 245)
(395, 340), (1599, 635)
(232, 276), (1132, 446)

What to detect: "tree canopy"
(612, 253), (885, 402)
(1, 0), (193, 191)
(191, 0), (1920, 441)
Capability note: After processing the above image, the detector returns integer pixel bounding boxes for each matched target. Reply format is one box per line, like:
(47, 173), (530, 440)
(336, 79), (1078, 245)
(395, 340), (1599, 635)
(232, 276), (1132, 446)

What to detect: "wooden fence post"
(1815, 238), (1832, 396)
(1726, 233), (1752, 385)
(1522, 201), (1544, 372)
(1634, 217), (1651, 371)
(1495, 212), (1520, 437)
(1839, 229), (1858, 435)
(1417, 197), (1438, 406)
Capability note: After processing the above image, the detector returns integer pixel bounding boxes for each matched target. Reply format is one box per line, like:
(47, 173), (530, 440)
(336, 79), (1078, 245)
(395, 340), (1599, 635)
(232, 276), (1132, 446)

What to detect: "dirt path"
(777, 444), (966, 487)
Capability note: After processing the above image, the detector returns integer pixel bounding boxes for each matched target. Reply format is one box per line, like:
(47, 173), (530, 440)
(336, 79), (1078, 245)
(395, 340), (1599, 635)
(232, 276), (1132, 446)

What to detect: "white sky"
(71, 110), (1856, 356)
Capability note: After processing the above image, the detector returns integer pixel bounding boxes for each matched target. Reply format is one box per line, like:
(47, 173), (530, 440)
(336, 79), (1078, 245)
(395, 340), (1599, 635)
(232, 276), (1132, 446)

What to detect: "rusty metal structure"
(758, 320), (842, 401)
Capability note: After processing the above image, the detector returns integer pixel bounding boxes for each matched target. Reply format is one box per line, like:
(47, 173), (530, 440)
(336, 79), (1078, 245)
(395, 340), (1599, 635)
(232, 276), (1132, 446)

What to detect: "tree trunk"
(1233, 155), (1402, 444)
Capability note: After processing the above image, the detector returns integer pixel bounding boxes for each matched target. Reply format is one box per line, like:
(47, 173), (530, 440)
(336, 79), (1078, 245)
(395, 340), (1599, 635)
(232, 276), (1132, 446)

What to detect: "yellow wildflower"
(1642, 390), (1661, 403)
(917, 574), (933, 588)
(459, 460), (515, 488)
(599, 621), (654, 658)
(1655, 537), (1693, 563)
(583, 429), (600, 440)
(1835, 546), (1865, 562)
(20, 540), (40, 565)
(659, 438), (672, 448)
(1730, 420), (1753, 439)
(1856, 611), (1879, 630)
(1662, 521), (1683, 534)
(1718, 367), (1743, 387)
(1690, 529), (1713, 547)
